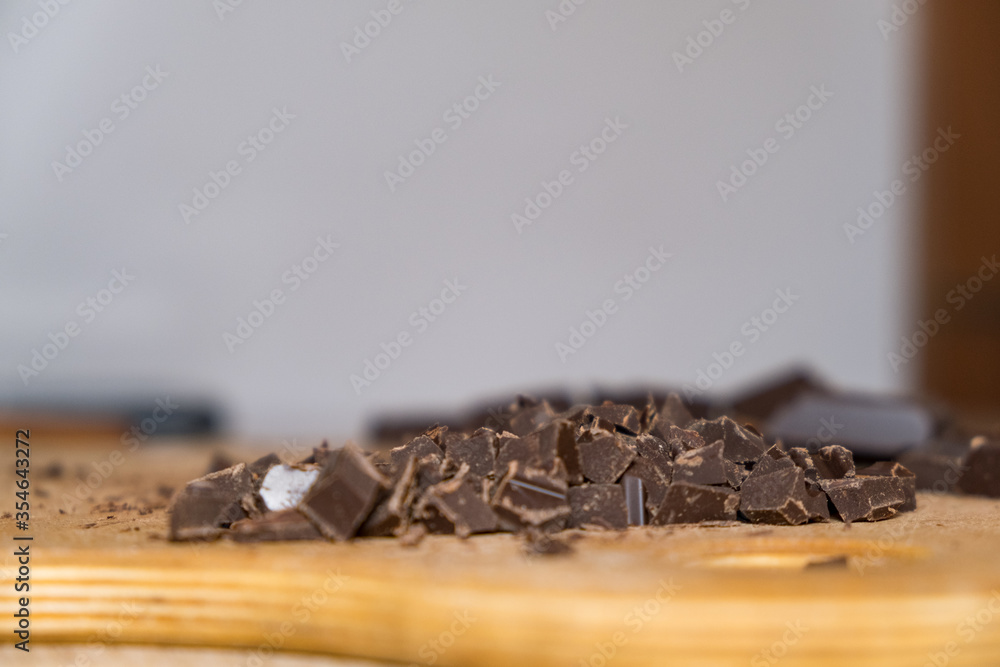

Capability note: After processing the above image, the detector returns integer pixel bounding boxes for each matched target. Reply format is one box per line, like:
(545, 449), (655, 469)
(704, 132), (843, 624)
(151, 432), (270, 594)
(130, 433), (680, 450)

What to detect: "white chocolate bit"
(259, 464), (320, 511)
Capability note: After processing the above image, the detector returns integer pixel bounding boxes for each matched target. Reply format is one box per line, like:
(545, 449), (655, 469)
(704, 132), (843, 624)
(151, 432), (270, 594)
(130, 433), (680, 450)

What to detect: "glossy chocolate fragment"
(821, 476), (907, 523)
(390, 436), (443, 472)
(634, 434), (673, 480)
(651, 482), (739, 524)
(689, 417), (766, 463)
(417, 467), (497, 538)
(169, 463), (254, 541)
(444, 428), (496, 479)
(299, 443), (388, 541)
(859, 461), (917, 512)
(491, 461), (571, 531)
(739, 467), (811, 526)
(568, 484), (628, 530)
(585, 403), (642, 434)
(577, 432), (637, 484)
(813, 445), (856, 480)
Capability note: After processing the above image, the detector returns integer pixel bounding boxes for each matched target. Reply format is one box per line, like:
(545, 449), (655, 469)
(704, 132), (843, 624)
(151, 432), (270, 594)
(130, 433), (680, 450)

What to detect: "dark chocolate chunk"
(585, 403), (641, 435)
(445, 428), (496, 478)
(650, 482), (739, 524)
(858, 461), (917, 512)
(689, 417), (766, 463)
(416, 467), (497, 538)
(723, 459), (749, 490)
(390, 436), (443, 472)
(659, 392), (694, 429)
(955, 439), (1000, 497)
(577, 432), (637, 484)
(743, 445), (795, 485)
(491, 461), (571, 531)
(299, 443), (388, 541)
(739, 467), (810, 526)
(673, 440), (727, 485)
(821, 476), (907, 523)
(507, 401), (555, 436)
(634, 434), (673, 481)
(813, 445), (856, 480)
(787, 447), (820, 486)
(568, 484), (628, 530)
(622, 456), (669, 514)
(495, 429), (557, 478)
(359, 455), (419, 537)
(803, 487), (831, 522)
(415, 455), (446, 491)
(661, 425), (706, 458)
(230, 509), (322, 542)
(169, 463), (254, 541)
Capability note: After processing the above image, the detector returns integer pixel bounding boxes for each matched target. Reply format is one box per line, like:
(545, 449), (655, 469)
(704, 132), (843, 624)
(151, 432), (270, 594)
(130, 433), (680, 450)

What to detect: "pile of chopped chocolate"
(169, 394), (928, 545)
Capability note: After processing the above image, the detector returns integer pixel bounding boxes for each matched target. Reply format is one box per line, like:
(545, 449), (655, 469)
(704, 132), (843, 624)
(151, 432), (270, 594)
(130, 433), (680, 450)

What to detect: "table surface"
(3, 436), (1000, 666)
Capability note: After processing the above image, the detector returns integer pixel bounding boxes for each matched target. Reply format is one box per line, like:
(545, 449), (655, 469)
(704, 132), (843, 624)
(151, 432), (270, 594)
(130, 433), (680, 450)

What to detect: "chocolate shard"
(390, 436), (443, 472)
(896, 447), (966, 492)
(507, 401), (555, 437)
(957, 439), (1000, 498)
(299, 443), (388, 541)
(416, 466), (497, 538)
(673, 440), (727, 486)
(634, 434), (673, 481)
(723, 459), (749, 490)
(739, 467), (811, 526)
(229, 509), (322, 542)
(813, 445), (856, 480)
(169, 463), (254, 541)
(585, 403), (642, 435)
(821, 476), (907, 523)
(650, 481), (739, 524)
(415, 454), (446, 491)
(787, 447), (821, 487)
(495, 430), (556, 478)
(743, 445), (796, 485)
(661, 425), (706, 458)
(444, 428), (496, 479)
(577, 432), (637, 484)
(803, 487), (831, 522)
(491, 460), (571, 531)
(568, 484), (627, 530)
(359, 455), (419, 537)
(622, 456), (669, 515)
(689, 417), (766, 464)
(659, 392), (694, 429)
(858, 461), (917, 513)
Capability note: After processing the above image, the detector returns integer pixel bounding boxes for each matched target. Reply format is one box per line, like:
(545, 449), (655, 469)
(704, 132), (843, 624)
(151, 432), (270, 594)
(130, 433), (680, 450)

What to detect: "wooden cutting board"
(3, 436), (1000, 666)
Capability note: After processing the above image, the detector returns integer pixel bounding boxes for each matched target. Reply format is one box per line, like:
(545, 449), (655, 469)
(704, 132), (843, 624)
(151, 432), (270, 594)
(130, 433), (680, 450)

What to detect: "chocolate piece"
(957, 439), (1000, 498)
(739, 467), (810, 526)
(495, 430), (556, 478)
(813, 445), (856, 480)
(445, 428), (496, 478)
(169, 463), (253, 541)
(743, 445), (795, 485)
(661, 425), (706, 458)
(651, 482), (739, 524)
(656, 392), (694, 429)
(766, 393), (936, 458)
(230, 509), (322, 542)
(585, 403), (641, 434)
(689, 417), (765, 463)
(568, 484), (627, 530)
(622, 456), (669, 514)
(390, 436), (443, 472)
(723, 459), (749, 490)
(491, 461), (571, 530)
(803, 487), (831, 522)
(858, 461), (917, 512)
(821, 476), (907, 522)
(299, 444), (388, 541)
(577, 432), (636, 484)
(359, 455), (419, 537)
(787, 447), (820, 486)
(622, 476), (646, 525)
(415, 455), (446, 491)
(634, 434), (673, 481)
(673, 440), (727, 486)
(258, 464), (320, 511)
(417, 467), (497, 537)
(507, 401), (555, 436)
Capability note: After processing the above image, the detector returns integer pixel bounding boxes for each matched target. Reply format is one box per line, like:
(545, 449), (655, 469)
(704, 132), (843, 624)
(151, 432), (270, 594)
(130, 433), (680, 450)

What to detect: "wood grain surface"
(3, 436), (1000, 666)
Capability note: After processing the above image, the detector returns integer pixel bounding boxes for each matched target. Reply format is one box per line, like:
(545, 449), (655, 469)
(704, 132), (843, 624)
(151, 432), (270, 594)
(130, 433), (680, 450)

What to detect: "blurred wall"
(0, 1), (925, 437)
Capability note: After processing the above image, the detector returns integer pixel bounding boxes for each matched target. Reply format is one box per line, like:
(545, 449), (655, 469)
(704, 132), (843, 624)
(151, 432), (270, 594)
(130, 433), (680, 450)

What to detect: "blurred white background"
(0, 1), (925, 437)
